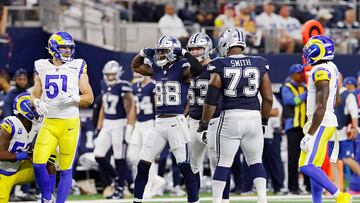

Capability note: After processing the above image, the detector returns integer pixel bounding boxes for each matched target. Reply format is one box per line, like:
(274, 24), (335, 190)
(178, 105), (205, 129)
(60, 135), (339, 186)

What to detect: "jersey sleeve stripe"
(78, 60), (87, 79)
(0, 118), (15, 137)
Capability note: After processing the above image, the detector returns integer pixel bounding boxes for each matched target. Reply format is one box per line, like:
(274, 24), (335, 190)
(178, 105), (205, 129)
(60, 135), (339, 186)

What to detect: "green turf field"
(62, 194), (360, 203)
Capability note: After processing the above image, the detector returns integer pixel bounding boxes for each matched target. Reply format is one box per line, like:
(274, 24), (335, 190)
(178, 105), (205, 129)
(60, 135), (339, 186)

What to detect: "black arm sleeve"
(184, 52), (203, 77)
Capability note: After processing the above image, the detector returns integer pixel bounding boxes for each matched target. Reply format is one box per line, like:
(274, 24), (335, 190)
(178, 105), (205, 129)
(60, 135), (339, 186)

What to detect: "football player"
(299, 35), (352, 203)
(94, 60), (136, 199)
(127, 72), (166, 198)
(131, 35), (203, 203)
(31, 31), (94, 203)
(198, 28), (273, 203)
(186, 32), (230, 202)
(0, 93), (56, 203)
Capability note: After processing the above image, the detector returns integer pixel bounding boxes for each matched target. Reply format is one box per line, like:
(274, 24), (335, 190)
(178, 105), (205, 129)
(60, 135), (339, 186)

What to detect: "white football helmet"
(187, 32), (213, 62)
(154, 35), (181, 67)
(102, 60), (123, 85)
(218, 28), (246, 57)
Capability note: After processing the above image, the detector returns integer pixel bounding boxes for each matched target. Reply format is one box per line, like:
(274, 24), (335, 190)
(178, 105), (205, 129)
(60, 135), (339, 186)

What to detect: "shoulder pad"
(0, 117), (17, 137)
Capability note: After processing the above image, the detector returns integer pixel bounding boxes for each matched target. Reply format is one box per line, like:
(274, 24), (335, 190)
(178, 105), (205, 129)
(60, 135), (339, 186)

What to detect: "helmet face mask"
(103, 60), (123, 85)
(187, 32), (213, 62)
(154, 36), (181, 67)
(48, 31), (76, 63)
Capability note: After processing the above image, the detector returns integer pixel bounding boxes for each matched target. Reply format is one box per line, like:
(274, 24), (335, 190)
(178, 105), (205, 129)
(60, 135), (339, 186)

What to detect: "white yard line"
(10, 195), (360, 203)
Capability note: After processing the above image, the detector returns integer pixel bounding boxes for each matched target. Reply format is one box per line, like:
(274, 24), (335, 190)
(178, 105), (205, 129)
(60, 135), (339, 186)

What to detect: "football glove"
(197, 120), (209, 145)
(139, 48), (155, 58)
(300, 133), (315, 152)
(15, 152), (29, 161)
(60, 92), (81, 104)
(262, 118), (268, 135)
(173, 47), (187, 56)
(33, 98), (48, 116)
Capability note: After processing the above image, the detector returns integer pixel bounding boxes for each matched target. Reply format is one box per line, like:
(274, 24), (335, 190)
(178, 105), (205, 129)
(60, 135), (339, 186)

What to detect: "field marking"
(10, 194), (360, 203)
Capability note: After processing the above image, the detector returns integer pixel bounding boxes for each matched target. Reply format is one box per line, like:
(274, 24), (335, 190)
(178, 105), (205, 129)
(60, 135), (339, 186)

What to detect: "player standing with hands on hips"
(31, 31), (94, 203)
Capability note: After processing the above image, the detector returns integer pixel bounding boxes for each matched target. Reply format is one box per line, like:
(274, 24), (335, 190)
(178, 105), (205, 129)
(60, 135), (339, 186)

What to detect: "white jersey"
(306, 61), (339, 127)
(35, 59), (87, 118)
(0, 116), (42, 175)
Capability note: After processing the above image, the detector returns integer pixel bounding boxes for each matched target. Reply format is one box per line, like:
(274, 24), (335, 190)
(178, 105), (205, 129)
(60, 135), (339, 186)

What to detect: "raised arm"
(131, 49), (154, 76)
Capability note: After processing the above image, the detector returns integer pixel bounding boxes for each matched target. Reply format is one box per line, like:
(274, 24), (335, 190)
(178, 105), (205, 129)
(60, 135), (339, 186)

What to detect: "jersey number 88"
(155, 81), (181, 106)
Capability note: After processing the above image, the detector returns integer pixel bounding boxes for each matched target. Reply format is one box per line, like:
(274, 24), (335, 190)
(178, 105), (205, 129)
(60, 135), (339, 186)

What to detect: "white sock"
(333, 189), (341, 198)
(221, 199), (230, 203)
(212, 180), (226, 203)
(253, 177), (267, 203)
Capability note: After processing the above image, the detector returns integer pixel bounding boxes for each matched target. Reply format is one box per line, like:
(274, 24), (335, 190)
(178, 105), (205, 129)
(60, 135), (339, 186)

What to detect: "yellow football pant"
(299, 126), (336, 167)
(0, 161), (34, 203)
(33, 117), (80, 170)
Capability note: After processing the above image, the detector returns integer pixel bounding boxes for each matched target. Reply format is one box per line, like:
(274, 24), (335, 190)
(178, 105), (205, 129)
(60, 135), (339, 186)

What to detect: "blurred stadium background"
(1, 0), (360, 202)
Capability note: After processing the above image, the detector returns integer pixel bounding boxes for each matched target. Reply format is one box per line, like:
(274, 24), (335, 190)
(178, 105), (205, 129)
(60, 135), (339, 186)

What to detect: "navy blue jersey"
(79, 117), (96, 155)
(151, 59), (190, 115)
(101, 80), (132, 120)
(188, 65), (221, 120)
(207, 55), (269, 111)
(132, 81), (156, 122)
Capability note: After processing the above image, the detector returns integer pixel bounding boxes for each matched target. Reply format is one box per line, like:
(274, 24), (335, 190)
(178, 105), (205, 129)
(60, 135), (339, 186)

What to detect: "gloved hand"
(197, 120), (209, 145)
(172, 47), (187, 56)
(61, 92), (81, 104)
(16, 152), (29, 161)
(33, 99), (48, 116)
(125, 124), (134, 144)
(262, 118), (268, 135)
(139, 48), (155, 58)
(300, 133), (315, 152)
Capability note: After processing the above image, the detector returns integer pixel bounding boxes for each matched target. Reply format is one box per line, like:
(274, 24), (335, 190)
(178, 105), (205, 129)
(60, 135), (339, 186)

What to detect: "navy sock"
(179, 162), (199, 203)
(195, 172), (200, 191)
(222, 174), (230, 199)
(49, 174), (56, 194)
(95, 157), (117, 179)
(249, 163), (267, 180)
(115, 159), (127, 188)
(213, 166), (230, 181)
(56, 169), (73, 203)
(134, 160), (151, 200)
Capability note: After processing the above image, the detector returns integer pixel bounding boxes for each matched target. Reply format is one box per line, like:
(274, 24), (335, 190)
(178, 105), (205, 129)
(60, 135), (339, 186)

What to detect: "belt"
(157, 114), (178, 118)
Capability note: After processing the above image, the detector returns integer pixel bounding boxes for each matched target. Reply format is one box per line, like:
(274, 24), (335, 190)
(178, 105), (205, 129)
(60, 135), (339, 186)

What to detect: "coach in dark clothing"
(3, 68), (28, 117)
(281, 64), (310, 194)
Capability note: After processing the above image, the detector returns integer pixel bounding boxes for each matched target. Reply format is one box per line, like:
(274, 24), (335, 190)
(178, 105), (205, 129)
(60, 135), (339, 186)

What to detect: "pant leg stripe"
(308, 126), (325, 164)
(216, 111), (225, 165)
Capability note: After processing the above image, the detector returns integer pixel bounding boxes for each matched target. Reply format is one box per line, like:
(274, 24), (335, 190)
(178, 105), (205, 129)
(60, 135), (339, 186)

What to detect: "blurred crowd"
(2, 0), (360, 53)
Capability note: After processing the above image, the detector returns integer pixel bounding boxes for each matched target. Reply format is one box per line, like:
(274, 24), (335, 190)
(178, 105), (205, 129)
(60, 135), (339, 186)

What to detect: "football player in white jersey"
(299, 35), (352, 203)
(0, 93), (44, 202)
(31, 31), (94, 203)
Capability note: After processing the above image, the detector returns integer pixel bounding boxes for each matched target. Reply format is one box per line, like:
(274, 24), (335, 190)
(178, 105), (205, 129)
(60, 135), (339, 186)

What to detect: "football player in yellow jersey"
(0, 93), (56, 203)
(299, 35), (352, 203)
(31, 31), (94, 203)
